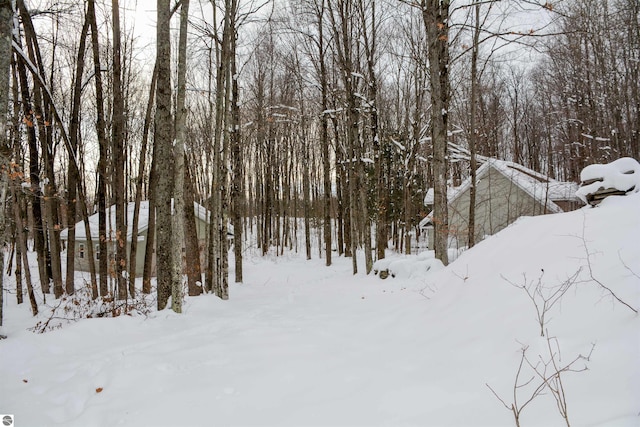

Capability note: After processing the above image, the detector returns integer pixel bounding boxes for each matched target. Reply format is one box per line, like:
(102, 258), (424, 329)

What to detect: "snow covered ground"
(1, 192), (639, 427)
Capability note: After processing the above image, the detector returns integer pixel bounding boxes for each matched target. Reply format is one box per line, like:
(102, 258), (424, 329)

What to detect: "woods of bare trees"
(0, 0), (637, 321)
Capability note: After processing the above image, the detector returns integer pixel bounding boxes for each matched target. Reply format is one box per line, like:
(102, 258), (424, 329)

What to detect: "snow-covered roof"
(419, 158), (578, 224)
(423, 159), (579, 217)
(487, 160), (579, 211)
(423, 187), (458, 206)
(60, 201), (209, 242)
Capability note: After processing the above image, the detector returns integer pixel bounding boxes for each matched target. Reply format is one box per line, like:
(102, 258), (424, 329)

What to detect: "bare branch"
(579, 218), (638, 314)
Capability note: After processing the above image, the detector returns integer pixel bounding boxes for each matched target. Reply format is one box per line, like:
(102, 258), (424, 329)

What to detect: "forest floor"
(0, 193), (639, 427)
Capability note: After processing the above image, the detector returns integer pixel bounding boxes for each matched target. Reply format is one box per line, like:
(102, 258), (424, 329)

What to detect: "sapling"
(487, 336), (594, 427)
(503, 269), (581, 337)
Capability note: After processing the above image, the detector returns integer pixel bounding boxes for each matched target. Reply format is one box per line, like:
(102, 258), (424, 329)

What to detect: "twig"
(503, 269), (581, 336)
(580, 219), (637, 314)
(618, 250), (640, 281)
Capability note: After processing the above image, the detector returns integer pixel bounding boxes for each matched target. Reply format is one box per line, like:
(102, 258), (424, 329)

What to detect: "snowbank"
(0, 192), (638, 427)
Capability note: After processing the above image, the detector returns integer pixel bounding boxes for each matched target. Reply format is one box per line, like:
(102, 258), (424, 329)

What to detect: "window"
(95, 244), (100, 260)
(78, 244), (85, 259)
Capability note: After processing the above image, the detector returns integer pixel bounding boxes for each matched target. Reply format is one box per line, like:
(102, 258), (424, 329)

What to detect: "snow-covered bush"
(373, 251), (444, 279)
(576, 157), (640, 204)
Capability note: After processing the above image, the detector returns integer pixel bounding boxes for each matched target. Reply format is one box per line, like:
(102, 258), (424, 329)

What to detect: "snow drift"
(0, 193), (638, 427)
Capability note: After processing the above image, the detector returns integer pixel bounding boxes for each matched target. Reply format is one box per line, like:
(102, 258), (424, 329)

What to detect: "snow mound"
(576, 157), (640, 204)
(373, 251), (445, 279)
(419, 189), (640, 426)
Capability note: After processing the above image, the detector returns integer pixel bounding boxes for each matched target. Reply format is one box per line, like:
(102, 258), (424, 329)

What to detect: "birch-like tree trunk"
(171, 0), (190, 313)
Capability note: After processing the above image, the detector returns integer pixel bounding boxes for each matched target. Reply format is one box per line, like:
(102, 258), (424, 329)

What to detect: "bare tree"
(421, 0), (450, 265)
(112, 0), (127, 301)
(171, 0), (191, 313)
(65, 9), (90, 296)
(155, 0), (175, 310)
(0, 0), (12, 336)
(88, 0), (109, 298)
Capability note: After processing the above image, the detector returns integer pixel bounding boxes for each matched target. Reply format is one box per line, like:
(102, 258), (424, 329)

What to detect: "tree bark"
(129, 65), (157, 288)
(317, 0), (332, 266)
(88, 0), (109, 297)
(112, 0), (127, 301)
(171, 0), (191, 313)
(0, 0), (12, 333)
(422, 0), (450, 265)
(230, 28), (243, 283)
(468, 2), (481, 249)
(65, 13), (90, 295)
(12, 185), (38, 316)
(155, 0), (174, 310)
(15, 43), (50, 296)
(184, 159), (203, 295)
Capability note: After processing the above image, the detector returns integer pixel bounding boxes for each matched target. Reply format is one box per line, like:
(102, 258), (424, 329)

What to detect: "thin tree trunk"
(230, 33), (243, 283)
(142, 150), (157, 295)
(17, 0), (62, 296)
(317, 0), (332, 266)
(0, 0), (11, 334)
(65, 14), (90, 296)
(301, 121), (312, 260)
(12, 187), (38, 316)
(112, 0), (127, 301)
(15, 237), (23, 305)
(15, 47), (50, 296)
(171, 0), (191, 313)
(184, 159), (203, 295)
(129, 65), (157, 288)
(88, 0), (109, 297)
(468, 2), (481, 249)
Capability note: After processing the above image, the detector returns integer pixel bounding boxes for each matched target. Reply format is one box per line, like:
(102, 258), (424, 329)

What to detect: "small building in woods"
(60, 201), (210, 277)
(420, 159), (582, 249)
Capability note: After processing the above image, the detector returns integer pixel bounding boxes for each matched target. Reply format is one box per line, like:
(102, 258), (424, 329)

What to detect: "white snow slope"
(1, 193), (639, 427)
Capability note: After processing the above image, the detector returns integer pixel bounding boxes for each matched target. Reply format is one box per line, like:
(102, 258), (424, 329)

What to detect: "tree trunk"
(171, 0), (191, 313)
(88, 0), (109, 297)
(184, 160), (203, 295)
(230, 33), (243, 283)
(112, 0), (127, 301)
(155, 0), (174, 310)
(12, 186), (38, 316)
(423, 0), (450, 266)
(65, 14), (90, 295)
(468, 2), (480, 249)
(0, 0), (12, 333)
(142, 151), (157, 295)
(129, 65), (157, 288)
(15, 47), (50, 296)
(317, 0), (332, 266)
